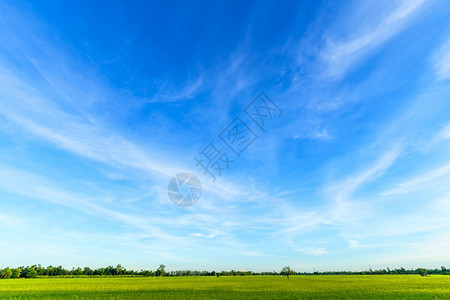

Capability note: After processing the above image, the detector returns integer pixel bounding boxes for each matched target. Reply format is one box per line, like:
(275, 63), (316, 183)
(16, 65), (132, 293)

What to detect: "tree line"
(0, 264), (448, 279)
(298, 266), (450, 276)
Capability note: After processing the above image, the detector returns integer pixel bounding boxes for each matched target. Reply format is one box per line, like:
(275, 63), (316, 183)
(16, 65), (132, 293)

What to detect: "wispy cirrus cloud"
(0, 6), (275, 266)
(319, 0), (426, 79)
(432, 39), (450, 80)
(325, 145), (403, 213)
(3, 2), (272, 206)
(0, 163), (265, 261)
(381, 163), (450, 196)
(0, 70), (177, 179)
(437, 124), (450, 140)
(0, 165), (168, 236)
(0, 47), (249, 205)
(149, 77), (204, 103)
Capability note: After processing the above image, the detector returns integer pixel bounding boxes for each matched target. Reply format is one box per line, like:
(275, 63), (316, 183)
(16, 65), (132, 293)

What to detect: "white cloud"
(296, 247), (329, 256)
(327, 145), (402, 208)
(381, 163), (450, 196)
(0, 46), (249, 203)
(0, 164), (253, 255)
(437, 123), (450, 140)
(190, 230), (218, 238)
(149, 77), (204, 103)
(433, 40), (450, 80)
(320, 0), (426, 79)
(373, 229), (450, 266)
(0, 79), (177, 181)
(0, 165), (169, 236)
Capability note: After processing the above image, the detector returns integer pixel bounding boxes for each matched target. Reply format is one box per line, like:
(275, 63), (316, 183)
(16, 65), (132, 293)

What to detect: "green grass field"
(0, 275), (449, 299)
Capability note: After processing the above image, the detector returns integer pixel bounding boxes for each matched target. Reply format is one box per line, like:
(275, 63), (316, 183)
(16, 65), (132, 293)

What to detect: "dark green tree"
(281, 266), (295, 279)
(27, 269), (37, 278)
(156, 264), (166, 277)
(417, 268), (428, 276)
(12, 268), (21, 279)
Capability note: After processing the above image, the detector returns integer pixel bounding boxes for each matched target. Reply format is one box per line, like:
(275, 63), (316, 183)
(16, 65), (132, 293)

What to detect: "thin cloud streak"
(433, 39), (450, 80)
(381, 163), (450, 196)
(320, 0), (426, 79)
(149, 77), (204, 103)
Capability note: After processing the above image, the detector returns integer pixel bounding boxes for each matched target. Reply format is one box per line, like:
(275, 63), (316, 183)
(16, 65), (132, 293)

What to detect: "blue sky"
(0, 0), (449, 272)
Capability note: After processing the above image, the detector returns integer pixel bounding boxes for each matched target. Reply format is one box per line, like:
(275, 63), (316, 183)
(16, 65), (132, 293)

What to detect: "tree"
(281, 266), (295, 279)
(156, 264), (166, 277)
(417, 268), (428, 276)
(1, 268), (12, 279)
(115, 264), (124, 275)
(12, 268), (21, 279)
(72, 267), (83, 276)
(83, 267), (93, 276)
(27, 269), (37, 278)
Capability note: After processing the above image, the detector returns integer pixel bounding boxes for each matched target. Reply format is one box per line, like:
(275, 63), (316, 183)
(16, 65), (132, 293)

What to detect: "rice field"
(0, 275), (449, 299)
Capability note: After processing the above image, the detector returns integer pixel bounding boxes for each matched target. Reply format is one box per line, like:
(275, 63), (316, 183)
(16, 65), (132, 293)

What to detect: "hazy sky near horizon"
(1, 0), (450, 272)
